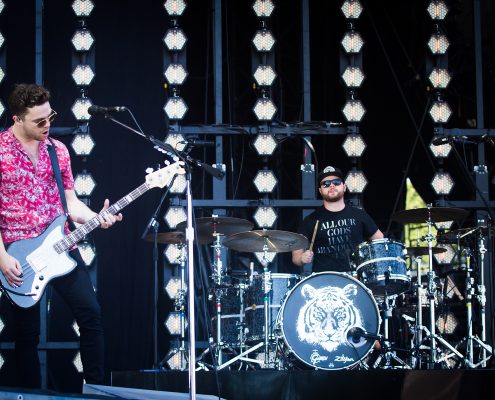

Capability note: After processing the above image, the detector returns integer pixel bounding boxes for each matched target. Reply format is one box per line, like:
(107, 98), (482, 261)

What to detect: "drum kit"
(152, 205), (493, 371)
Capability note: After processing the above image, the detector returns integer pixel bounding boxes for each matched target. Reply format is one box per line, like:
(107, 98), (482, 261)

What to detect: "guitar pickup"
(26, 253), (48, 272)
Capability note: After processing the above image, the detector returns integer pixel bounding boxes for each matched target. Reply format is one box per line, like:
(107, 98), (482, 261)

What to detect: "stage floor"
(111, 369), (495, 400)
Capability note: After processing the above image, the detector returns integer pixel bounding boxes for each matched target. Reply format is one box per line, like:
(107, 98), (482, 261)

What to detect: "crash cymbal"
(144, 231), (185, 244)
(176, 216), (254, 244)
(406, 246), (447, 257)
(392, 207), (469, 224)
(437, 226), (493, 244)
(223, 230), (308, 253)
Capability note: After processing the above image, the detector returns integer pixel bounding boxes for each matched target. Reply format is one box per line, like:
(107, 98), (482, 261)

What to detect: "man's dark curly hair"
(8, 83), (51, 118)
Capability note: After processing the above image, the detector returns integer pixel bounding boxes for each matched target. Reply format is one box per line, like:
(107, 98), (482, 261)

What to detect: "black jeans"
(6, 248), (104, 388)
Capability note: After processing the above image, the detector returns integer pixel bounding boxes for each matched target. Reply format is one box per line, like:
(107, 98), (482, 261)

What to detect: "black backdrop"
(0, 0), (494, 391)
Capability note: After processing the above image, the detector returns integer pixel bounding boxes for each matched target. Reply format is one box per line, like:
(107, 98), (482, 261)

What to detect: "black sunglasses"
(320, 178), (343, 188)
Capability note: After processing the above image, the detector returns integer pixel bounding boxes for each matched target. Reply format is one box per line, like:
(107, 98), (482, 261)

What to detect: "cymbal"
(223, 230), (308, 253)
(392, 207), (469, 224)
(144, 231), (185, 244)
(177, 216), (254, 245)
(406, 246), (447, 257)
(437, 226), (493, 244)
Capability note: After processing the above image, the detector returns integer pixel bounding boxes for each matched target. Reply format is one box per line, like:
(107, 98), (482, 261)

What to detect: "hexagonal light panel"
(430, 137), (452, 158)
(252, 0), (275, 17)
(436, 311), (458, 335)
(0, 66), (5, 84)
(73, 351), (83, 373)
(71, 29), (94, 51)
(342, 99), (366, 122)
(345, 170), (367, 193)
(433, 243), (456, 264)
(72, 0), (95, 17)
(253, 65), (277, 86)
(255, 251), (276, 267)
(253, 134), (277, 156)
(0, 32), (4, 49)
(252, 29), (276, 52)
(253, 170), (278, 193)
(0, 1), (5, 14)
(253, 98), (277, 121)
(428, 33), (449, 55)
(431, 171), (454, 195)
(78, 241), (96, 266)
(71, 98), (93, 121)
(342, 133), (366, 157)
(71, 133), (95, 156)
(429, 68), (451, 89)
(165, 311), (185, 335)
(165, 133), (187, 152)
(164, 97), (188, 120)
(164, 63), (188, 85)
(427, 0), (448, 20)
(165, 276), (183, 298)
(429, 101), (452, 124)
(164, 244), (182, 264)
(435, 220), (454, 231)
(164, 0), (187, 16)
(164, 206), (187, 229)
(72, 64), (95, 86)
(163, 27), (187, 51)
(165, 347), (188, 370)
(169, 173), (187, 194)
(0, 100), (4, 118)
(341, 31), (364, 54)
(72, 321), (80, 336)
(341, 0), (363, 19)
(74, 172), (96, 196)
(342, 66), (365, 88)
(253, 206), (278, 228)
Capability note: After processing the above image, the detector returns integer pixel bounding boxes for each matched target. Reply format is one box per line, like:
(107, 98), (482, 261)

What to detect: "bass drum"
(276, 272), (381, 370)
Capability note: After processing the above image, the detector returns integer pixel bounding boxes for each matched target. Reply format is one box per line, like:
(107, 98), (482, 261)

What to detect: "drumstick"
(309, 220), (319, 252)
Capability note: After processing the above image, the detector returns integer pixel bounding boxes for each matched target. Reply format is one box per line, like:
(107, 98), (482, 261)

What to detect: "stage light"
(165, 276), (183, 299)
(165, 311), (184, 335)
(0, 1), (4, 14)
(431, 171), (454, 195)
(342, 133), (366, 157)
(255, 251), (276, 267)
(165, 347), (187, 370)
(253, 134), (277, 156)
(253, 206), (278, 228)
(429, 68), (451, 89)
(73, 351), (83, 373)
(71, 28), (94, 51)
(0, 317), (4, 334)
(427, 0), (448, 20)
(0, 354), (3, 370)
(342, 66), (365, 88)
(163, 27), (187, 51)
(433, 243), (456, 264)
(436, 311), (457, 335)
(164, 206), (187, 229)
(253, 170), (278, 193)
(342, 99), (366, 122)
(341, 0), (363, 19)
(253, 0), (275, 17)
(0, 101), (4, 118)
(253, 98), (277, 121)
(169, 173), (187, 194)
(74, 171), (96, 196)
(164, 63), (188, 85)
(429, 101), (452, 123)
(71, 133), (95, 156)
(252, 29), (276, 52)
(164, 133), (187, 152)
(164, 0), (187, 16)
(341, 31), (364, 54)
(72, 321), (80, 337)
(345, 170), (368, 193)
(428, 33), (449, 55)
(71, 64), (95, 86)
(164, 96), (188, 120)
(78, 240), (96, 266)
(164, 244), (182, 264)
(0, 67), (4, 83)
(0, 32), (4, 49)
(71, 97), (93, 121)
(253, 65), (277, 86)
(430, 137), (452, 158)
(72, 0), (95, 17)
(435, 220), (454, 231)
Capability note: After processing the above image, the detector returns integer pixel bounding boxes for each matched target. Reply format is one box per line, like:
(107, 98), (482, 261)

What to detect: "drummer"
(292, 166), (383, 273)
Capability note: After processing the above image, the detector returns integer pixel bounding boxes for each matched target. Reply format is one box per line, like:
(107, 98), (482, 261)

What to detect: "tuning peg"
(145, 167), (154, 174)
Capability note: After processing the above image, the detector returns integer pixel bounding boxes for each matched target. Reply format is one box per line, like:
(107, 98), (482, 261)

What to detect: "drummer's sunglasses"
(320, 178), (343, 188)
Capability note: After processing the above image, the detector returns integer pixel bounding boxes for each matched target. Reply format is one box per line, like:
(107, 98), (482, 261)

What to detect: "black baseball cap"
(318, 166), (345, 183)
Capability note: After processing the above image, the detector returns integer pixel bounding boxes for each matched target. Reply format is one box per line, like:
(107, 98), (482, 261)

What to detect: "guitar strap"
(47, 138), (69, 216)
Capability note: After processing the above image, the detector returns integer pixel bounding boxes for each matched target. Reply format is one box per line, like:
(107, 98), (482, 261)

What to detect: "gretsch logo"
(310, 350), (328, 365)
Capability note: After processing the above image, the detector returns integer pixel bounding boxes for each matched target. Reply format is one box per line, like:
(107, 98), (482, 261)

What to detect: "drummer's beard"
(322, 190), (344, 203)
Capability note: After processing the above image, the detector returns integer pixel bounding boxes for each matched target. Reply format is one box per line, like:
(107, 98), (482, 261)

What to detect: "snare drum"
(276, 272), (381, 370)
(353, 239), (410, 296)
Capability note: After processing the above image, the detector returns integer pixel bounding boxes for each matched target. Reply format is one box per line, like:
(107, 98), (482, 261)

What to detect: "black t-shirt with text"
(298, 205), (379, 273)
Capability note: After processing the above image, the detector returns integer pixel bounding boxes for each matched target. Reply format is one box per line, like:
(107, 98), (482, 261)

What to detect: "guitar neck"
(56, 182), (151, 252)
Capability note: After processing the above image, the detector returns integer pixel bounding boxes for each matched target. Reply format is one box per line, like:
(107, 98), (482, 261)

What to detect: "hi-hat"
(144, 231), (185, 244)
(392, 207), (469, 224)
(437, 226), (493, 244)
(406, 246), (447, 257)
(176, 216), (254, 245)
(223, 230), (308, 253)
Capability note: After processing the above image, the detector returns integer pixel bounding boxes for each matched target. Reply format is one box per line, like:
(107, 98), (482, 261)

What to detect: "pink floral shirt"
(0, 128), (74, 244)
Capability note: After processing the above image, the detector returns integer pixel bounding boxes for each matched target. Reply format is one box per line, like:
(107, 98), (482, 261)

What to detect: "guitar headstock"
(145, 161), (186, 189)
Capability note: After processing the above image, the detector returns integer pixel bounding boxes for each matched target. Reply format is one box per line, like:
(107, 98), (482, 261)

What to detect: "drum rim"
(357, 238), (406, 249)
(277, 271), (382, 370)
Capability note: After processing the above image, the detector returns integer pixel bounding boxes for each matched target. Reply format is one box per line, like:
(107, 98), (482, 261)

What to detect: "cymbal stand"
(211, 230), (227, 365)
(412, 255), (424, 369)
(261, 246), (273, 367)
(477, 232), (493, 367)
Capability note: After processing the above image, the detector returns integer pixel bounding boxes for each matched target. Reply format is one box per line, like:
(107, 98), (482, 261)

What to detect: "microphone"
(186, 138), (216, 147)
(346, 326), (381, 345)
(88, 105), (127, 115)
(432, 136), (477, 146)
